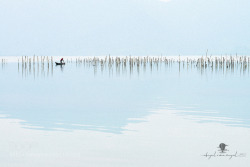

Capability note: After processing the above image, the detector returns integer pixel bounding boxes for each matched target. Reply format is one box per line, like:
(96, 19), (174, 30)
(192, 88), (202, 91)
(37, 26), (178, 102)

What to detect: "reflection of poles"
(18, 59), (19, 74)
(143, 57), (146, 74)
(25, 56), (27, 77)
(137, 58), (140, 76)
(178, 56), (181, 76)
(47, 57), (49, 77)
(248, 57), (249, 76)
(29, 58), (31, 75)
(37, 56), (39, 77)
(100, 59), (104, 74)
(33, 60), (35, 79)
(51, 56), (53, 76)
(59, 64), (65, 72)
(129, 56), (133, 77)
(21, 57), (24, 78)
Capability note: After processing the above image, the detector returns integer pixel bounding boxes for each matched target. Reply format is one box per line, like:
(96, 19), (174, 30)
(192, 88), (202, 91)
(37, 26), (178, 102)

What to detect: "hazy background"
(0, 0), (250, 56)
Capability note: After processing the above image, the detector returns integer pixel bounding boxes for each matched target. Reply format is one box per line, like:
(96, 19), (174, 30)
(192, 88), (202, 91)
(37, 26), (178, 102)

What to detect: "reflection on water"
(0, 56), (250, 133)
(1, 108), (250, 167)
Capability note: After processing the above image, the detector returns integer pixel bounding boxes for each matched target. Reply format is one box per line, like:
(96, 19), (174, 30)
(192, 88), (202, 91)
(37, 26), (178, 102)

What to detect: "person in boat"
(60, 58), (64, 63)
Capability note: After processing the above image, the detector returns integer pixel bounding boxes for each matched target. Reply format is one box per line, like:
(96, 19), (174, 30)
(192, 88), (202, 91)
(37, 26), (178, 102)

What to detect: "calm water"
(0, 56), (250, 167)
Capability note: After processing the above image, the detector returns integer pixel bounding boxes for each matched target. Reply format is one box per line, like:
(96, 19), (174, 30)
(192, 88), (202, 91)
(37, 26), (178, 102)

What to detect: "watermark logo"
(202, 143), (246, 159)
(218, 143), (228, 153)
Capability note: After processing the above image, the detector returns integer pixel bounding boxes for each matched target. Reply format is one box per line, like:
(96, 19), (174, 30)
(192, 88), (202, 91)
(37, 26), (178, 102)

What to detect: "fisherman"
(60, 58), (64, 63)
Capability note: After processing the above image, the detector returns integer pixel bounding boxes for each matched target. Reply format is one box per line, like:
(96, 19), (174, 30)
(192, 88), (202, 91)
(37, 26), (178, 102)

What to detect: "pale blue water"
(1, 58), (250, 167)
(1, 60), (250, 133)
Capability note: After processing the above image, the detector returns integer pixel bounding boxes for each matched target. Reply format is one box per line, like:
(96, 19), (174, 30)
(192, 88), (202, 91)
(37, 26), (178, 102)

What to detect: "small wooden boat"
(55, 62), (65, 65)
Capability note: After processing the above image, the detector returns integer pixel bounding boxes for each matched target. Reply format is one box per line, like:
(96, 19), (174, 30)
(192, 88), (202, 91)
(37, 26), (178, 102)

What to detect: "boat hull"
(55, 62), (65, 65)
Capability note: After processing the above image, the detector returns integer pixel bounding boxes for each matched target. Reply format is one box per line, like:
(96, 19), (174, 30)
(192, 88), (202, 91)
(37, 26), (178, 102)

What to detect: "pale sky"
(0, 0), (250, 56)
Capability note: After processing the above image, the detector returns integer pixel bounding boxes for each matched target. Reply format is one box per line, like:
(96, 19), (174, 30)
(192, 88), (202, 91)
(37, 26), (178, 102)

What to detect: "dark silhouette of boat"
(55, 62), (65, 65)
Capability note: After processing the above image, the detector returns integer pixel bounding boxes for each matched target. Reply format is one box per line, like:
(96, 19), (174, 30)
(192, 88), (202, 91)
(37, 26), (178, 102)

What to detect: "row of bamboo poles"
(1, 59), (7, 70)
(4, 55), (250, 77)
(1, 59), (7, 66)
(1, 58), (7, 64)
(75, 55), (250, 74)
(15, 55), (250, 67)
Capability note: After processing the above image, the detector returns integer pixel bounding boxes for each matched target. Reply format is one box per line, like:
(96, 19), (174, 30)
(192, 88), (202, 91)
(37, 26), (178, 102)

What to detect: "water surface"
(0, 56), (250, 167)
